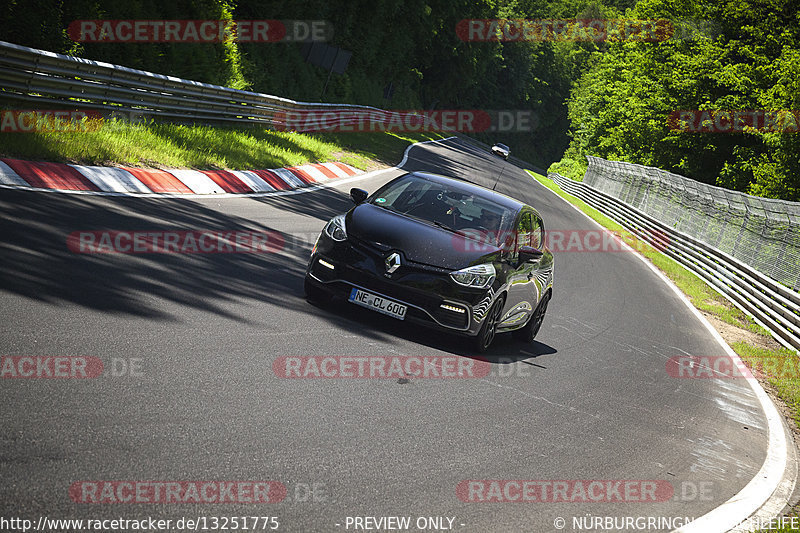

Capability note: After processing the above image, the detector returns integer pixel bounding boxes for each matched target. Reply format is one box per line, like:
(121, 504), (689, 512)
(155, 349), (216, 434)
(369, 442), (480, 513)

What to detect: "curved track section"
(0, 138), (793, 532)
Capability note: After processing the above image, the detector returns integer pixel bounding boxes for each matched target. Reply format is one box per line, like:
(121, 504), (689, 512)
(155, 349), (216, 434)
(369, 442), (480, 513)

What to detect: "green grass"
(734, 342), (800, 426)
(529, 170), (800, 532)
(734, 341), (800, 532)
(0, 118), (446, 170)
(547, 156), (587, 182)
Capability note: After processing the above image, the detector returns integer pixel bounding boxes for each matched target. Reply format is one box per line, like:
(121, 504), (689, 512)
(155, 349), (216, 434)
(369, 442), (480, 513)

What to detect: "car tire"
(304, 276), (330, 303)
(513, 291), (550, 343)
(474, 298), (504, 353)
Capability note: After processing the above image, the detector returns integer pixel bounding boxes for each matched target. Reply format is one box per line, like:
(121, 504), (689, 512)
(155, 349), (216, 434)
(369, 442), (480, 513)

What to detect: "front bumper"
(305, 241), (492, 337)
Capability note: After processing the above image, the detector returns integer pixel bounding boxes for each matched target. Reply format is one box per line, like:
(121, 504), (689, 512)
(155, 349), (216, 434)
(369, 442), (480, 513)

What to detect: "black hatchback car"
(304, 171), (554, 351)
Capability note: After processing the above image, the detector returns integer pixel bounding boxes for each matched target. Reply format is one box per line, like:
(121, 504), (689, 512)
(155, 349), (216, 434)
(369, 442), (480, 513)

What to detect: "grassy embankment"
(0, 118), (446, 171)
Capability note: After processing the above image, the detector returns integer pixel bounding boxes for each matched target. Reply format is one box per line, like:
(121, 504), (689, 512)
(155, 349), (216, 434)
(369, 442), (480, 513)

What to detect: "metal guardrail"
(0, 40), (550, 160)
(548, 172), (800, 353)
(0, 40), (395, 128)
(584, 157), (800, 292)
(0, 41), (550, 139)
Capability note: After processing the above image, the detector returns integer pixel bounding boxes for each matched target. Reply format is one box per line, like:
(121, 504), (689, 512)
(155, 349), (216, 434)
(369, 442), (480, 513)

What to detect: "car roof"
(403, 171), (528, 212)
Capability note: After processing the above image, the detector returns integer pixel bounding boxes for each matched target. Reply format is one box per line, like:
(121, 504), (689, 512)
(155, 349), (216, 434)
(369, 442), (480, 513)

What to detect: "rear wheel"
(513, 292), (550, 343)
(474, 298), (504, 353)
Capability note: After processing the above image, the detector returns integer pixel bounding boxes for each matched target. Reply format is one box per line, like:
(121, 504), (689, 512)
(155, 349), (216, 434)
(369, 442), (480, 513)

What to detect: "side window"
(515, 212), (533, 252)
(531, 215), (543, 249)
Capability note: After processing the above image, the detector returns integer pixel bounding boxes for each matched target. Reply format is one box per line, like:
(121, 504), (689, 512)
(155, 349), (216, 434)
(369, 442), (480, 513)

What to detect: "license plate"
(348, 288), (407, 320)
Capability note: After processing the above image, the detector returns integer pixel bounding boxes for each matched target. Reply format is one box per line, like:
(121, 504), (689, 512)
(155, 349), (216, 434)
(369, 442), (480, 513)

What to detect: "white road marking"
(529, 172), (795, 533)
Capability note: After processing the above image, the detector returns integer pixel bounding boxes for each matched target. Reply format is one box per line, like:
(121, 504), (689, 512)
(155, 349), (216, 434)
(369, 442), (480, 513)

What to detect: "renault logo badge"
(385, 252), (401, 275)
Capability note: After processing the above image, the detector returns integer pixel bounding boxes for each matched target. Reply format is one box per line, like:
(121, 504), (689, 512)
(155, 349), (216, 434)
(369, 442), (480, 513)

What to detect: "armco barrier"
(0, 40), (400, 129)
(547, 172), (800, 353)
(584, 156), (800, 293)
(0, 41), (540, 136)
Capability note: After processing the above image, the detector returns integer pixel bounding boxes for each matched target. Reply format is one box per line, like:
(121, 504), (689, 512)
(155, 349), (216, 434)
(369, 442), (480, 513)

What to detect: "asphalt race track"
(0, 138), (787, 532)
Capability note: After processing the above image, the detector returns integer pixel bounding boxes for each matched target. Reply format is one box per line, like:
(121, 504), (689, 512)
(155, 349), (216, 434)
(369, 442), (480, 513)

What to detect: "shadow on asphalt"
(0, 137), (555, 362)
(0, 187), (323, 322)
(251, 183), (354, 223)
(308, 295), (558, 365)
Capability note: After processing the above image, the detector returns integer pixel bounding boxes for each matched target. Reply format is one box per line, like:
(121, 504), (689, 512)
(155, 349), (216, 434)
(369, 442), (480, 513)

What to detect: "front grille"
(316, 241), (477, 332)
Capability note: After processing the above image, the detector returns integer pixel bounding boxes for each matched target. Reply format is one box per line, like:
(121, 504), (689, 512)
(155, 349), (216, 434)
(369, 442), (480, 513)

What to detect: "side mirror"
(350, 188), (368, 204)
(518, 245), (543, 263)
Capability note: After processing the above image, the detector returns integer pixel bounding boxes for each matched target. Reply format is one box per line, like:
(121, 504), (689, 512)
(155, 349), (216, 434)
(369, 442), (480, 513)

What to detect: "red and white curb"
(0, 158), (361, 196)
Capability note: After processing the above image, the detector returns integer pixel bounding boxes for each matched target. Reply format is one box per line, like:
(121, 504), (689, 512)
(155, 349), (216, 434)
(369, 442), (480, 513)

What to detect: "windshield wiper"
(432, 220), (456, 233)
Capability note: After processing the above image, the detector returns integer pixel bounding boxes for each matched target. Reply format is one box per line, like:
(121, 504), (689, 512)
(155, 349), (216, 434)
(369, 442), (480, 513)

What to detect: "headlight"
(323, 214), (347, 242)
(450, 263), (496, 289)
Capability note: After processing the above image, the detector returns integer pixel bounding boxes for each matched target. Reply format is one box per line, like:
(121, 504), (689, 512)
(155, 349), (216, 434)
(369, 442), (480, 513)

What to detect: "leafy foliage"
(2, 0), (630, 170)
(10, 0), (794, 200)
(558, 0), (800, 200)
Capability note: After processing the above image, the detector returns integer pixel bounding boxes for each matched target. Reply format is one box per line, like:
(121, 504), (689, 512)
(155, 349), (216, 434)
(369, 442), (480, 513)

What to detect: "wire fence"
(550, 170), (800, 352)
(584, 156), (800, 292)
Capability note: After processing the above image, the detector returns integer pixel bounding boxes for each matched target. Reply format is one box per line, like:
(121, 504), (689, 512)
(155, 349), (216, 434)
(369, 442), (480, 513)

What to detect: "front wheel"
(513, 292), (550, 343)
(474, 298), (504, 353)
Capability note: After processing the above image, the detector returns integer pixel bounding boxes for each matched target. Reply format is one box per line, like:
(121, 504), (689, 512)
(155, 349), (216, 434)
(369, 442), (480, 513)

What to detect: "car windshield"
(370, 174), (514, 247)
